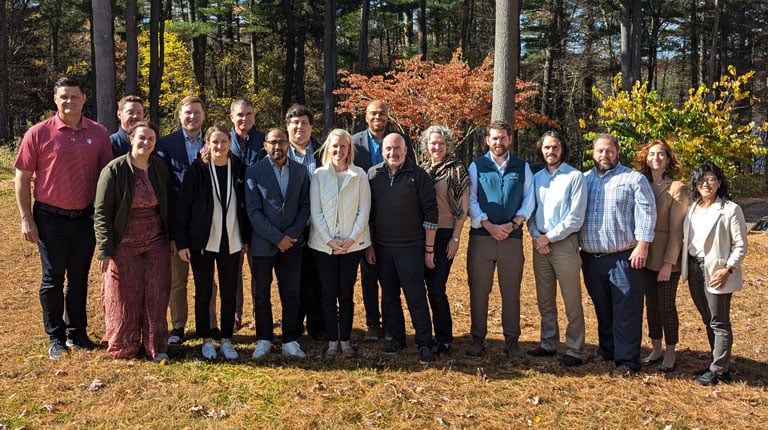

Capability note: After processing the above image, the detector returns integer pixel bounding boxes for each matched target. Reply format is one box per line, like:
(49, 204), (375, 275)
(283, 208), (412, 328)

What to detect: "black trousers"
(251, 247), (303, 342)
(314, 250), (363, 342)
(190, 249), (241, 340)
(296, 227), (325, 336)
(376, 244), (433, 348)
(424, 228), (455, 344)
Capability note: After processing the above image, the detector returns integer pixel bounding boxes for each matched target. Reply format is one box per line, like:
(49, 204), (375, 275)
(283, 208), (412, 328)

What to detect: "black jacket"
(175, 157), (251, 252)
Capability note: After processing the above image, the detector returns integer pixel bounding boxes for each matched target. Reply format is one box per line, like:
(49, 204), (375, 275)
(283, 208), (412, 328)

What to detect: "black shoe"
(168, 328), (185, 345)
(560, 355), (583, 367)
(48, 341), (70, 360)
(66, 332), (98, 350)
(382, 340), (405, 354)
(419, 346), (433, 364)
(466, 336), (485, 356)
(210, 327), (222, 341)
(527, 346), (556, 357)
(694, 369), (719, 386)
(432, 342), (451, 356)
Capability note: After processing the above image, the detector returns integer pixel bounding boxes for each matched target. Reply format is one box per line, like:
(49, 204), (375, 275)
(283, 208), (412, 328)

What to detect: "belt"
(583, 248), (633, 258)
(688, 254), (705, 264)
(36, 202), (94, 219)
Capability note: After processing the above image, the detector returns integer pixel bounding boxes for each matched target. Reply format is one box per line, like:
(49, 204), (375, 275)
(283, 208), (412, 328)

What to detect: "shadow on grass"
(157, 329), (767, 388)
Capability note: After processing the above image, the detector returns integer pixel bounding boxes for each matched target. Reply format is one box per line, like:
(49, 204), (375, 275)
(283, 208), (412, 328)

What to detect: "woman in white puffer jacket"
(309, 129), (371, 359)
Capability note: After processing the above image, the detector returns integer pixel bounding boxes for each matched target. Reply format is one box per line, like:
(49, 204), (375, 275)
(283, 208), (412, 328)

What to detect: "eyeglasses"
(265, 139), (289, 146)
(699, 177), (719, 184)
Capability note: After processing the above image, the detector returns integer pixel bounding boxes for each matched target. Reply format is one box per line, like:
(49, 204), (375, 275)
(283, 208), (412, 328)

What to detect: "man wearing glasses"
(245, 127), (311, 359)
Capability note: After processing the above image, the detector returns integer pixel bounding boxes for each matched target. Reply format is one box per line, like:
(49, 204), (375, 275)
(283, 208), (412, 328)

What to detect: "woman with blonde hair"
(309, 129), (371, 358)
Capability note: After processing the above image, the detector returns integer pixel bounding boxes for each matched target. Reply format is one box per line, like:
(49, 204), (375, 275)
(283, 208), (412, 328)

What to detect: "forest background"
(1, 0), (767, 182)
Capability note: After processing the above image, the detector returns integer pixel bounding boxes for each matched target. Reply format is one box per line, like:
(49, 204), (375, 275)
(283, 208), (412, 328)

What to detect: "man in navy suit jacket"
(155, 95), (213, 345)
(246, 127), (310, 359)
(351, 100), (414, 341)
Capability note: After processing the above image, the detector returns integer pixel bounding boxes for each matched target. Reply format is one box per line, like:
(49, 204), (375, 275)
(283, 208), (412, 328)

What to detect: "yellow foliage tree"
(138, 24), (196, 134)
(581, 66), (767, 179)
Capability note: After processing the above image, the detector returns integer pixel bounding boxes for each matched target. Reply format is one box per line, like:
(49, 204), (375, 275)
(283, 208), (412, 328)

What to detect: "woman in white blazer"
(681, 161), (747, 386)
(309, 129), (371, 359)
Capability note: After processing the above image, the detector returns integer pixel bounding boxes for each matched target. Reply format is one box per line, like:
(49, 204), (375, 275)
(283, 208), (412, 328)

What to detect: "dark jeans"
(190, 249), (241, 340)
(376, 244), (432, 348)
(581, 249), (644, 370)
(251, 247), (303, 342)
(360, 258), (382, 328)
(296, 227), (325, 336)
(34, 203), (96, 343)
(314, 250), (363, 342)
(424, 228), (454, 344)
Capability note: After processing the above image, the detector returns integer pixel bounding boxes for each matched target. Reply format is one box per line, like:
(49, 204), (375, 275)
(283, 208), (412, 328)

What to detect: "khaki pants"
(532, 233), (585, 358)
(467, 235), (524, 340)
(169, 253), (217, 330)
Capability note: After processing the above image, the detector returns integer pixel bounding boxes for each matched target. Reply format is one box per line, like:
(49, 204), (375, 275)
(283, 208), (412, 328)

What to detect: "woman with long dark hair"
(682, 161), (747, 385)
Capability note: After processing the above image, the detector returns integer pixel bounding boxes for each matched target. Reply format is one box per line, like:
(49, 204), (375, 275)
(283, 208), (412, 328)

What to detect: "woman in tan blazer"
(681, 161), (747, 386)
(634, 140), (688, 372)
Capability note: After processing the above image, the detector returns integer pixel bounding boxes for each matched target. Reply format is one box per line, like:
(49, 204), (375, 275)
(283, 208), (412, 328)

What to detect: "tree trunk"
(690, 0), (699, 89)
(188, 0), (208, 96)
(92, 0), (116, 132)
(281, 0), (296, 113)
(0, 0), (9, 142)
(417, 0), (427, 60)
(619, 0), (642, 91)
(460, 0), (474, 54)
(249, 0), (258, 94)
(491, 0), (519, 128)
(403, 10), (413, 47)
(357, 1), (369, 75)
(323, 0), (337, 131)
(706, 0), (722, 86)
(647, 0), (661, 89)
(149, 0), (163, 124)
(125, 0), (138, 95)
(295, 25), (306, 105)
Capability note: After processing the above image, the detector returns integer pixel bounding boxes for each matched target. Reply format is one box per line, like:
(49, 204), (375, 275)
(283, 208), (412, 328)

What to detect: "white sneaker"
(201, 342), (217, 360)
(220, 342), (239, 360)
(281, 341), (306, 358)
(252, 340), (272, 359)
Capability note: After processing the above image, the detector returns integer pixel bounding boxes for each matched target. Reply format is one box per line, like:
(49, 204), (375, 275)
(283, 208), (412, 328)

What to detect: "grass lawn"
(0, 180), (766, 429)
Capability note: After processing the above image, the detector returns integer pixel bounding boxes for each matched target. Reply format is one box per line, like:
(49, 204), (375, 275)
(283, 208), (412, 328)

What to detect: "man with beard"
(352, 100), (413, 341)
(367, 133), (438, 364)
(465, 121), (534, 359)
(110, 95), (145, 158)
(580, 133), (656, 377)
(527, 131), (587, 367)
(246, 127), (310, 359)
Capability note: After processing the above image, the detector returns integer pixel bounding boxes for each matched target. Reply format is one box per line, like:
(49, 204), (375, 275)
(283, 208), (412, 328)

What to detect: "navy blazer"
(352, 129), (415, 171)
(156, 129), (197, 196)
(110, 128), (131, 159)
(230, 127), (266, 166)
(245, 157), (310, 257)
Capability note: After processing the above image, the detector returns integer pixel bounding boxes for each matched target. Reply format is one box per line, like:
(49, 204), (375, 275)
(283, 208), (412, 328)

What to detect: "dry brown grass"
(1, 185), (767, 429)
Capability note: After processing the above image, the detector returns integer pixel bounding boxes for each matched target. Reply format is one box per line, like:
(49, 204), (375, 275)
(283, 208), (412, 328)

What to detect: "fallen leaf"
(87, 379), (105, 392)
(40, 404), (56, 412)
(436, 417), (449, 426)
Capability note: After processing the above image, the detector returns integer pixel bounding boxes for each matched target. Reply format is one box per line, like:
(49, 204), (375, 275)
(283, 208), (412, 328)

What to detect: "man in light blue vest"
(466, 120), (534, 359)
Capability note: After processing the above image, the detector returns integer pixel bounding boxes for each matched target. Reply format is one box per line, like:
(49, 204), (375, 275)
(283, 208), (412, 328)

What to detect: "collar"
(54, 113), (86, 130)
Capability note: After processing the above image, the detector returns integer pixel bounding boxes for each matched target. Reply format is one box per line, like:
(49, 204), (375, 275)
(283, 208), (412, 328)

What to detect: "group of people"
(15, 78), (747, 386)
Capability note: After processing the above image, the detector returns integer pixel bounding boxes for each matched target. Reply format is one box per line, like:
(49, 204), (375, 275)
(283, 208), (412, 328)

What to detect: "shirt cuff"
(423, 221), (439, 230)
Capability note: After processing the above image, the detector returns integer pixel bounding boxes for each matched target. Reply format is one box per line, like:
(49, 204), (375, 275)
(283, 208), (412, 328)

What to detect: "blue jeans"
(581, 249), (644, 370)
(34, 203), (96, 343)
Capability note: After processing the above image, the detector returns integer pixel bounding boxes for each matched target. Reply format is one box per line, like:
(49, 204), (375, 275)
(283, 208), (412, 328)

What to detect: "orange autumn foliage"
(334, 49), (554, 147)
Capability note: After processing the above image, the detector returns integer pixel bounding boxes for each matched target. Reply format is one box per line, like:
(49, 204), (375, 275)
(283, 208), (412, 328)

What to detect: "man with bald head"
(352, 100), (414, 340)
(367, 133), (438, 364)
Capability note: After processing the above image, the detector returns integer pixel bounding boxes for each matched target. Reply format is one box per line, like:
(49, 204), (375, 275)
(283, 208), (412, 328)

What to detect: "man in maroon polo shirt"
(14, 77), (112, 359)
